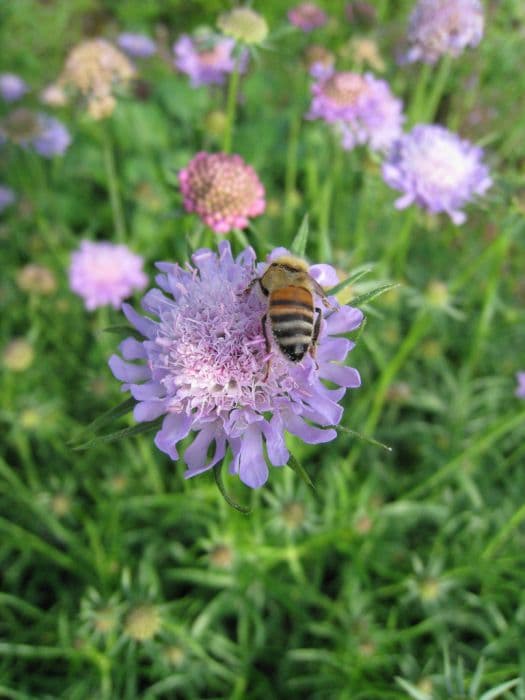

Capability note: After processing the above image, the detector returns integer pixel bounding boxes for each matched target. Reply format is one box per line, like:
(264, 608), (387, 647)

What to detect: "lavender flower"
(0, 185), (16, 213)
(32, 115), (71, 157)
(307, 70), (404, 153)
(173, 33), (245, 88)
(516, 372), (525, 400)
(117, 32), (157, 58)
(0, 73), (28, 102)
(406, 0), (484, 64)
(179, 152), (265, 234)
(382, 124), (492, 224)
(109, 241), (362, 488)
(69, 240), (148, 311)
(1, 109), (71, 158)
(288, 3), (327, 32)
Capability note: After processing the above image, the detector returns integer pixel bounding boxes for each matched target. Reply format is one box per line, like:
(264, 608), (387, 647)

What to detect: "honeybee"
(246, 255), (332, 365)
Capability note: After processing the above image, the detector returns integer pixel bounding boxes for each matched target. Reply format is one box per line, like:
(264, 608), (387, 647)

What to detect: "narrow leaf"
(480, 679), (520, 700)
(290, 214), (309, 257)
(349, 283), (400, 307)
(73, 418), (162, 451)
(102, 325), (143, 341)
(336, 424), (392, 452)
(287, 454), (315, 490)
(72, 397), (137, 443)
(327, 267), (373, 297)
(213, 461), (251, 514)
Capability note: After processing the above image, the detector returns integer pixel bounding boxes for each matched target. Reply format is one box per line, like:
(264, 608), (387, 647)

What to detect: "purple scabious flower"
(108, 241), (362, 489)
(179, 152), (266, 234)
(382, 124), (492, 224)
(516, 372), (525, 400)
(406, 0), (484, 64)
(173, 33), (246, 88)
(307, 70), (404, 153)
(288, 3), (327, 32)
(0, 185), (16, 213)
(69, 240), (148, 311)
(117, 32), (157, 58)
(32, 115), (71, 158)
(0, 73), (28, 102)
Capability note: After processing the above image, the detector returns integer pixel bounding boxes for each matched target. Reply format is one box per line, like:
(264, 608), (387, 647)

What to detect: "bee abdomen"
(269, 286), (314, 362)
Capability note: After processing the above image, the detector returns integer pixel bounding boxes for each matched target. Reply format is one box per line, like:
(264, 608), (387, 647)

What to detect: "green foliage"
(1, 1), (525, 699)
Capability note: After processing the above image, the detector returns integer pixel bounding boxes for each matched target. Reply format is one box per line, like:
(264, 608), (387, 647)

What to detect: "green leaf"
(348, 283), (400, 307)
(69, 396), (137, 447)
(213, 460), (251, 514)
(479, 679), (520, 700)
(102, 325), (143, 341)
(287, 454), (315, 490)
(72, 418), (163, 451)
(290, 214), (309, 257)
(335, 424), (392, 452)
(327, 266), (373, 297)
(395, 677), (431, 700)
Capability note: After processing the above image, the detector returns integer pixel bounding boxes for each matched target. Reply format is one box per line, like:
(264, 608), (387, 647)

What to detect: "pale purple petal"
(154, 413), (193, 460)
(310, 263), (340, 286)
(319, 363), (361, 388)
(326, 306), (364, 334)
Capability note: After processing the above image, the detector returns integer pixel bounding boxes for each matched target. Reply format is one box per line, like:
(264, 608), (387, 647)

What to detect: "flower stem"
(388, 206), (417, 276)
(284, 112), (301, 236)
(222, 55), (241, 154)
(102, 128), (127, 242)
(424, 54), (452, 122)
(408, 62), (431, 126)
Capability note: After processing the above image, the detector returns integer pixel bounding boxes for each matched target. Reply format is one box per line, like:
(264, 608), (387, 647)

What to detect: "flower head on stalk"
(217, 8), (268, 46)
(307, 69), (404, 153)
(405, 0), (484, 64)
(382, 124), (491, 224)
(0, 73), (28, 102)
(117, 32), (157, 58)
(179, 152), (265, 234)
(288, 3), (328, 32)
(109, 241), (362, 488)
(0, 185), (16, 213)
(516, 372), (525, 400)
(69, 240), (147, 311)
(58, 38), (135, 119)
(1, 108), (71, 158)
(173, 32), (247, 88)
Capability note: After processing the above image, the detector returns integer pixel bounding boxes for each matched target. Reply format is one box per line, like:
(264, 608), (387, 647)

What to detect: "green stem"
(424, 55), (453, 122)
(222, 55), (241, 154)
(408, 62), (432, 126)
(102, 128), (127, 242)
(317, 136), (342, 261)
(284, 113), (301, 236)
(389, 207), (417, 277)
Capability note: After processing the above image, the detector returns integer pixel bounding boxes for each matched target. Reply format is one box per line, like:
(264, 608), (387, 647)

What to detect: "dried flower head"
(40, 83), (68, 107)
(117, 32), (157, 58)
(173, 32), (247, 88)
(0, 185), (16, 213)
(3, 338), (34, 372)
(307, 70), (404, 153)
(0, 73), (28, 102)
(349, 38), (385, 72)
(516, 372), (525, 399)
(288, 3), (328, 32)
(179, 152), (266, 234)
(59, 38), (135, 119)
(406, 0), (484, 64)
(69, 240), (148, 311)
(382, 124), (492, 224)
(1, 108), (71, 157)
(217, 7), (268, 45)
(124, 604), (162, 641)
(17, 263), (57, 295)
(109, 241), (362, 489)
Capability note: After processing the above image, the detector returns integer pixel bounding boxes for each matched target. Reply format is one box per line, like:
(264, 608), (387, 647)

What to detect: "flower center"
(408, 137), (472, 190)
(323, 72), (369, 107)
(191, 158), (259, 215)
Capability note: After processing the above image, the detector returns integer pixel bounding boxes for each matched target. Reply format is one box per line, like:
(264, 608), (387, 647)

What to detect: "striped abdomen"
(269, 285), (314, 362)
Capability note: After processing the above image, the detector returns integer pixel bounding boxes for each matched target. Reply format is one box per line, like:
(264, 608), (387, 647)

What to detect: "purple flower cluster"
(109, 241), (362, 488)
(516, 373), (525, 400)
(382, 124), (492, 224)
(69, 240), (148, 311)
(0, 185), (16, 213)
(307, 70), (404, 153)
(117, 32), (157, 58)
(0, 73), (28, 102)
(288, 3), (327, 32)
(406, 0), (484, 64)
(173, 33), (246, 87)
(32, 115), (71, 158)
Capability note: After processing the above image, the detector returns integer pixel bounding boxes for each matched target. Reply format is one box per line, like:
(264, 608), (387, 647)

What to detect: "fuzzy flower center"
(322, 72), (369, 107)
(405, 136), (472, 189)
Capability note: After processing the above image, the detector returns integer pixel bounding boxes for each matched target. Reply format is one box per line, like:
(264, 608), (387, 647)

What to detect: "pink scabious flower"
(382, 124), (492, 224)
(179, 152), (265, 234)
(0, 73), (28, 102)
(108, 241), (363, 489)
(406, 0), (484, 64)
(173, 33), (246, 88)
(307, 70), (404, 153)
(288, 3), (327, 32)
(69, 240), (148, 311)
(516, 372), (525, 400)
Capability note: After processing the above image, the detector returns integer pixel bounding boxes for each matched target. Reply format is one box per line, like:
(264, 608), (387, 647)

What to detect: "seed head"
(124, 604), (162, 641)
(17, 263), (57, 295)
(217, 8), (268, 45)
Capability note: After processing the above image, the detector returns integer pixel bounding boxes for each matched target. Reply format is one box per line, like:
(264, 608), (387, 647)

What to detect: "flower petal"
(236, 424), (269, 488)
(108, 355), (150, 383)
(184, 422), (226, 477)
(283, 411), (337, 444)
(154, 412), (193, 460)
(319, 363), (361, 388)
(134, 400), (167, 422)
(326, 306), (363, 334)
(119, 337), (147, 360)
(122, 303), (157, 339)
(310, 263), (339, 287)
(262, 415), (289, 466)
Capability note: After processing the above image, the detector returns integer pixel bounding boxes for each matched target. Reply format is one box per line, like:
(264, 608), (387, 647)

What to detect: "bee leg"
(261, 313), (272, 380)
(310, 308), (322, 364)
